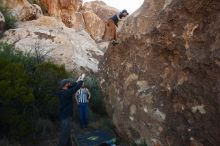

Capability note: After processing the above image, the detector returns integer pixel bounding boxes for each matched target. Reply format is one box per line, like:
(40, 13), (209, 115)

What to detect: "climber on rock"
(103, 9), (129, 43)
(57, 74), (85, 146)
(75, 83), (91, 128)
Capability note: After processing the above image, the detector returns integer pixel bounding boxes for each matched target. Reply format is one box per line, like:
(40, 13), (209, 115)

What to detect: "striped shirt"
(76, 88), (90, 103)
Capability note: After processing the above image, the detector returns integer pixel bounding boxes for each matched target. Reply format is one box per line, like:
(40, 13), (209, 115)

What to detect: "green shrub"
(0, 58), (35, 139)
(0, 1), (16, 29)
(0, 138), (21, 146)
(84, 75), (107, 115)
(31, 62), (69, 118)
(0, 42), (110, 144)
(0, 44), (36, 139)
(0, 42), (69, 142)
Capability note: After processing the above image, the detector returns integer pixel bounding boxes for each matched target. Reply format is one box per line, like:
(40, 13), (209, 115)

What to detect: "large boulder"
(2, 16), (103, 72)
(81, 1), (124, 42)
(2, 0), (42, 21)
(20, 4), (43, 21)
(100, 0), (220, 145)
(118, 0), (169, 40)
(0, 12), (5, 35)
(82, 1), (119, 21)
(83, 11), (105, 41)
(60, 11), (85, 30)
(40, 0), (83, 29)
(40, 0), (82, 16)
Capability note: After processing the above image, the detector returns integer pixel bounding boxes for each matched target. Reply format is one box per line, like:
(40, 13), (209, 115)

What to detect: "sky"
(83, 0), (144, 14)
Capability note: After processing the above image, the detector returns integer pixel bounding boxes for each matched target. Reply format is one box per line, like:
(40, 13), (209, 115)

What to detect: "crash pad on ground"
(73, 129), (116, 146)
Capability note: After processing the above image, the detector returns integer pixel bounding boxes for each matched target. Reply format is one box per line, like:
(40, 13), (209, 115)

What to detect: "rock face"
(40, 0), (83, 29)
(39, 0), (117, 40)
(2, 0), (42, 21)
(20, 4), (43, 21)
(40, 0), (82, 16)
(2, 16), (103, 72)
(100, 0), (220, 146)
(83, 11), (105, 41)
(82, 1), (119, 21)
(118, 0), (166, 40)
(61, 12), (85, 30)
(0, 12), (5, 35)
(81, 1), (119, 41)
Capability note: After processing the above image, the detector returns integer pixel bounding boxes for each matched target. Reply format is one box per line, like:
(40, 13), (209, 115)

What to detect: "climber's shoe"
(111, 40), (120, 45)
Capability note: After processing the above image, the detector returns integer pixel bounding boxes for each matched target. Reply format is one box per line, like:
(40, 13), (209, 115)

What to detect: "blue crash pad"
(73, 129), (116, 146)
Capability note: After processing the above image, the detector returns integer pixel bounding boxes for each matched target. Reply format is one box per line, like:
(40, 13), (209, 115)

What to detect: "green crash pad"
(73, 129), (116, 146)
